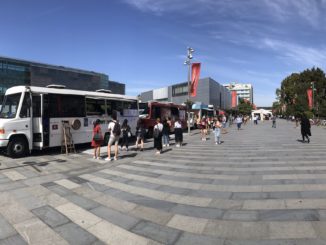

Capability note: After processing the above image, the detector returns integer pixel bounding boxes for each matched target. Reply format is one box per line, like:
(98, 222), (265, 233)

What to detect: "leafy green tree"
(276, 67), (326, 117)
(238, 98), (254, 115)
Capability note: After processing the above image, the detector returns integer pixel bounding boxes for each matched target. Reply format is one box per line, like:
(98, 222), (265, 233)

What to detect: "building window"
(172, 83), (188, 97)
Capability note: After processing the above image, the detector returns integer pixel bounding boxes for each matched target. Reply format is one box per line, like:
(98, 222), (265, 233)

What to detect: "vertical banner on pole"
(307, 88), (313, 109)
(231, 90), (237, 108)
(190, 63), (201, 97)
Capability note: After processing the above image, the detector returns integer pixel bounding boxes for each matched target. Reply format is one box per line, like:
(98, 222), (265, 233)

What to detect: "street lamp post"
(184, 47), (194, 135)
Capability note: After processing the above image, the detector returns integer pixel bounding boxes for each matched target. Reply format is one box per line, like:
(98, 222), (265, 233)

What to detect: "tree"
(276, 67), (326, 117)
(238, 98), (254, 115)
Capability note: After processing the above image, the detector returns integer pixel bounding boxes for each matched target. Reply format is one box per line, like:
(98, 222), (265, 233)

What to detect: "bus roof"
(5, 86), (137, 101)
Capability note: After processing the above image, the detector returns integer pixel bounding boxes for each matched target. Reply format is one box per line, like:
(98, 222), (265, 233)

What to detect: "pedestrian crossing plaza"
(0, 119), (326, 244)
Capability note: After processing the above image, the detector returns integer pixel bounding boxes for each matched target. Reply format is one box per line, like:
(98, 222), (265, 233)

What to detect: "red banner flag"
(231, 90), (237, 108)
(190, 63), (201, 97)
(307, 88), (313, 109)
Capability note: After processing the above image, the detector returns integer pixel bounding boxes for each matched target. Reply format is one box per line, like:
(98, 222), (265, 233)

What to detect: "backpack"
(112, 121), (121, 136)
(153, 127), (160, 138)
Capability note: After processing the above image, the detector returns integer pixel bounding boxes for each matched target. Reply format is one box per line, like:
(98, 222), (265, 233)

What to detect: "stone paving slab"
(0, 120), (325, 243)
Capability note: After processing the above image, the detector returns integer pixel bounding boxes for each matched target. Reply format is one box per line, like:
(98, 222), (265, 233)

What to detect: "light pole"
(311, 81), (317, 117)
(184, 47), (194, 135)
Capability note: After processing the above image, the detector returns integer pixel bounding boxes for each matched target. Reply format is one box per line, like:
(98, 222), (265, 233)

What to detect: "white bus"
(0, 86), (139, 158)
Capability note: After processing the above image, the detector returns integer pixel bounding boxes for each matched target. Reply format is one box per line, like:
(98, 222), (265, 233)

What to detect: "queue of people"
(91, 111), (314, 160)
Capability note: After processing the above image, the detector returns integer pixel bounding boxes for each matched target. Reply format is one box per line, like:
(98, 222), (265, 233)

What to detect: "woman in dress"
(136, 119), (145, 151)
(91, 119), (103, 159)
(120, 119), (131, 151)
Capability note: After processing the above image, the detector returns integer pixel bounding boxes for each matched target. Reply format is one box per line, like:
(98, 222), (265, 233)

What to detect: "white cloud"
(263, 0), (325, 27)
(124, 0), (326, 28)
(262, 38), (326, 68)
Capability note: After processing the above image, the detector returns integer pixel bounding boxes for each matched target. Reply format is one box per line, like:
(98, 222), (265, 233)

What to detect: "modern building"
(139, 77), (231, 110)
(0, 56), (125, 101)
(224, 83), (254, 104)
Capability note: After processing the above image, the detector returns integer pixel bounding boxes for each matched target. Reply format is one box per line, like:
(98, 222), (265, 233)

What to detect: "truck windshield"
(0, 93), (22, 118)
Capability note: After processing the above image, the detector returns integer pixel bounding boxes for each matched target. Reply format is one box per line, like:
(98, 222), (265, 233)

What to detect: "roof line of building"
(0, 55), (107, 77)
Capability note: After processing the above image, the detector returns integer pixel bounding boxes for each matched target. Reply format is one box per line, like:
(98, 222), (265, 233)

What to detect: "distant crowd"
(90, 111), (312, 161)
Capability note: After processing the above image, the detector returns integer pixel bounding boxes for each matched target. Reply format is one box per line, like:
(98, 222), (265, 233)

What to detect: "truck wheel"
(7, 137), (28, 158)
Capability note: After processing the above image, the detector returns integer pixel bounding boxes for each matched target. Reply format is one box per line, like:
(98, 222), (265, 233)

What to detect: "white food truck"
(0, 85), (139, 158)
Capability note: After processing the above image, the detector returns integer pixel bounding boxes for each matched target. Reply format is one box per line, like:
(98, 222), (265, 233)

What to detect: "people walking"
(253, 115), (258, 125)
(300, 114), (311, 143)
(120, 119), (131, 151)
(153, 118), (163, 154)
(162, 118), (170, 147)
(221, 115), (228, 134)
(272, 115), (277, 128)
(214, 117), (222, 144)
(236, 115), (242, 130)
(135, 119), (145, 151)
(91, 119), (103, 159)
(200, 116), (207, 140)
(174, 117), (183, 147)
(105, 112), (120, 161)
(229, 115), (233, 127)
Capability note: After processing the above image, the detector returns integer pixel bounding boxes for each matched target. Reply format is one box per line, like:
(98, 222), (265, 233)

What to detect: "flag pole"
(185, 47), (194, 136)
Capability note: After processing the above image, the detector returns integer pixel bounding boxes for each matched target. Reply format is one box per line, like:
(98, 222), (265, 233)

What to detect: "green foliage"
(276, 67), (326, 117)
(238, 98), (254, 115)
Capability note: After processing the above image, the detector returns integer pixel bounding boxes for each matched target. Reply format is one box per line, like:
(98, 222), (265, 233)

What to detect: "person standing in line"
(105, 112), (120, 161)
(91, 119), (103, 159)
(162, 118), (170, 147)
(174, 117), (183, 147)
(135, 119), (145, 151)
(272, 115), (277, 128)
(236, 115), (242, 130)
(300, 114), (311, 143)
(153, 118), (163, 154)
(120, 119), (131, 151)
(214, 117), (222, 144)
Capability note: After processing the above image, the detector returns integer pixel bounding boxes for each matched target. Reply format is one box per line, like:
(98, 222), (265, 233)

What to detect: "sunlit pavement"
(0, 119), (326, 244)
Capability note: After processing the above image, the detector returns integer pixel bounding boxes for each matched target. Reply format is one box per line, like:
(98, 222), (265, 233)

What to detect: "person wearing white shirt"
(236, 115), (242, 130)
(153, 118), (163, 154)
(105, 112), (120, 161)
(174, 118), (183, 147)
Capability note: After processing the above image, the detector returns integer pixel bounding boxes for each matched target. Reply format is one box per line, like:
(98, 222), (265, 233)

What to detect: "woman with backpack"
(153, 118), (163, 154)
(105, 112), (120, 161)
(120, 119), (131, 151)
(91, 119), (103, 159)
(162, 118), (170, 147)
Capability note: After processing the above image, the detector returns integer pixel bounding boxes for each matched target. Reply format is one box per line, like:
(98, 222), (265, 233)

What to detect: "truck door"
(42, 94), (50, 147)
(18, 91), (33, 153)
(32, 95), (42, 149)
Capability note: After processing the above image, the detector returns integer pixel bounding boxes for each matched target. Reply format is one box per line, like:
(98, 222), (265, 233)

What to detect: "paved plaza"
(0, 119), (326, 244)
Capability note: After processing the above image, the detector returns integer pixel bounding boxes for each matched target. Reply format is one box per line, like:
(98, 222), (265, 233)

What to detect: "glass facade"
(0, 56), (126, 103)
(0, 59), (30, 102)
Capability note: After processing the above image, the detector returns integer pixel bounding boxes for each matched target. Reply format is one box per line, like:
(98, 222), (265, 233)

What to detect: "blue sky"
(1, 0), (326, 106)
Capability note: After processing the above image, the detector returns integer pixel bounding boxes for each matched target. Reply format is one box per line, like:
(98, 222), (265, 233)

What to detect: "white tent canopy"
(251, 109), (273, 121)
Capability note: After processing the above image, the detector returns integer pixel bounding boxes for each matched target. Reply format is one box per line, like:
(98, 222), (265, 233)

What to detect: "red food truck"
(139, 102), (187, 137)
